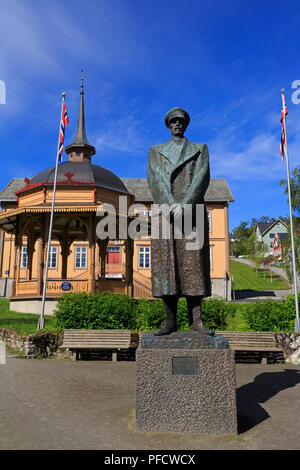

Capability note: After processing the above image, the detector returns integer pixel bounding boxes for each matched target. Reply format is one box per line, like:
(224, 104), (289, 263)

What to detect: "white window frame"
(138, 246), (150, 269)
(207, 210), (212, 232)
(48, 246), (58, 269)
(21, 246), (28, 269)
(75, 246), (87, 269)
(138, 210), (151, 217)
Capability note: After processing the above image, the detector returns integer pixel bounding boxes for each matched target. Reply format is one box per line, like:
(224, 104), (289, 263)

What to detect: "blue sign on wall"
(61, 281), (72, 291)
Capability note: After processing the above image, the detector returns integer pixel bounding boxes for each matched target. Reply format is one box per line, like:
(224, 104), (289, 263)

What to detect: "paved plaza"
(0, 353), (300, 450)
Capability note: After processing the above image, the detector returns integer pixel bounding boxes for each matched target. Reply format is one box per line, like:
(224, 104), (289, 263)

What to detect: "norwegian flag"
(280, 105), (288, 160)
(58, 102), (69, 162)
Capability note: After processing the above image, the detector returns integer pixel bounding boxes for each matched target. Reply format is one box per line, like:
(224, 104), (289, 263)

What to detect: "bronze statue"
(147, 107), (213, 336)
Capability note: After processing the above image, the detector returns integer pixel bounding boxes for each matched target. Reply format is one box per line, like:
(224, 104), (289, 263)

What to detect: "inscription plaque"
(172, 357), (198, 376)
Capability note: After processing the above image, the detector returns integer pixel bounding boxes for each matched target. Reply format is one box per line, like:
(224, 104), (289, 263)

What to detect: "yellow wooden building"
(0, 86), (234, 314)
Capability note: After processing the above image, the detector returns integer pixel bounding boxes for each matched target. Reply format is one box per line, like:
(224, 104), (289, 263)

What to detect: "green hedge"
(244, 294), (299, 332)
(54, 292), (300, 332)
(54, 293), (135, 330)
(54, 293), (234, 331)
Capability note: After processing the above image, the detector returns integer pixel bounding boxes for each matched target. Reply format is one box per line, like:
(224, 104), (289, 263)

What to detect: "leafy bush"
(133, 298), (165, 331)
(244, 294), (299, 332)
(54, 292), (299, 333)
(55, 292), (135, 330)
(55, 293), (234, 331)
(202, 298), (236, 330)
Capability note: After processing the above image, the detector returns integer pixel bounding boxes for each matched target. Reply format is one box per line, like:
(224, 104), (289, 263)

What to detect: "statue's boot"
(154, 297), (177, 336)
(187, 297), (215, 336)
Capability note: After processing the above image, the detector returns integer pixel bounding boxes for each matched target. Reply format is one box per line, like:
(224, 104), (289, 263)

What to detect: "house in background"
(255, 218), (288, 253)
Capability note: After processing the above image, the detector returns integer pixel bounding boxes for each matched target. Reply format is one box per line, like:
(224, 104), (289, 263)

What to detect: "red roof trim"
(16, 178), (95, 195)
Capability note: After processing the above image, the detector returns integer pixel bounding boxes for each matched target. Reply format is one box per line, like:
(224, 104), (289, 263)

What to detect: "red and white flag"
(58, 102), (69, 162)
(273, 233), (280, 257)
(280, 106), (288, 160)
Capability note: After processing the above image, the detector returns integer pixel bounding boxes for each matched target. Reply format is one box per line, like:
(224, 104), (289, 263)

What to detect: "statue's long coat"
(147, 137), (211, 298)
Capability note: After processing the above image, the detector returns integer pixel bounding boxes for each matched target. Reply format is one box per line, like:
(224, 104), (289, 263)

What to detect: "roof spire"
(65, 71), (96, 161)
(81, 69), (84, 95)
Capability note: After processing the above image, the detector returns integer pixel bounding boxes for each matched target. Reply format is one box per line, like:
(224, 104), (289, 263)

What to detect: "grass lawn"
(230, 260), (291, 291)
(0, 299), (59, 335)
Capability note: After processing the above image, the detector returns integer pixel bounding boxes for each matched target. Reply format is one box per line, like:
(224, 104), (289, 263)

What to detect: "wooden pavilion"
(0, 83), (136, 312)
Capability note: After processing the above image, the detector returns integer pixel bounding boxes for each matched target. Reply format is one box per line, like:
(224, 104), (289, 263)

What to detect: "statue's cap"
(164, 107), (190, 127)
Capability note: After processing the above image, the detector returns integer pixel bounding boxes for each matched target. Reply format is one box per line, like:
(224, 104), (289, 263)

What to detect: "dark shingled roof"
(257, 221), (273, 235)
(0, 176), (235, 204)
(257, 219), (288, 236)
(0, 178), (25, 201)
(28, 161), (130, 195)
(121, 177), (235, 202)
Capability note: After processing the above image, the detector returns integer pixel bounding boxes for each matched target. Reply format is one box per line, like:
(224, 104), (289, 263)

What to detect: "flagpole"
(37, 93), (66, 330)
(281, 88), (300, 333)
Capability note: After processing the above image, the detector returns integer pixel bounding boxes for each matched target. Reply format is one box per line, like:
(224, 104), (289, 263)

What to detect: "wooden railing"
(105, 264), (126, 275)
(94, 279), (129, 295)
(15, 279), (89, 296)
(46, 280), (89, 293)
(133, 270), (153, 298)
(15, 280), (39, 296)
(15, 273), (152, 298)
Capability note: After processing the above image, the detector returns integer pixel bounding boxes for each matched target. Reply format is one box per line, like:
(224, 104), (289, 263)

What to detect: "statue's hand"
(170, 203), (183, 218)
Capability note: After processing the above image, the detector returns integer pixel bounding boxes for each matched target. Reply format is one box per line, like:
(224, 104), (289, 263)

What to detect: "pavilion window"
(75, 246), (87, 268)
(138, 210), (151, 217)
(21, 246), (28, 269)
(139, 246), (150, 268)
(48, 246), (58, 269)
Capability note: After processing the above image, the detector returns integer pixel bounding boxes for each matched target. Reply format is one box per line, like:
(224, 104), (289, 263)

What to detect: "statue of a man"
(147, 107), (213, 336)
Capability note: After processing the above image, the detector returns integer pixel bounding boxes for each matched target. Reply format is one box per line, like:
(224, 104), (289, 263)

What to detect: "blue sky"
(0, 0), (299, 232)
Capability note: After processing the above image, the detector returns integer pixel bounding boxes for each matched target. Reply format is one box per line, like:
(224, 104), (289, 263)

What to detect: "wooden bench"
(138, 331), (282, 364)
(217, 331), (282, 364)
(62, 329), (132, 361)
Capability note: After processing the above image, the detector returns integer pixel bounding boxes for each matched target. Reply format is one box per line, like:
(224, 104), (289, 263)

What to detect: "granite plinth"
(141, 331), (229, 350)
(136, 335), (237, 434)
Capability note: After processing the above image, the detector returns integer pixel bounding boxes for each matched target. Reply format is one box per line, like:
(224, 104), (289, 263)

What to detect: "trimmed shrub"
(202, 298), (236, 330)
(133, 298), (165, 331)
(54, 292), (135, 330)
(244, 293), (299, 332)
(54, 292), (299, 333)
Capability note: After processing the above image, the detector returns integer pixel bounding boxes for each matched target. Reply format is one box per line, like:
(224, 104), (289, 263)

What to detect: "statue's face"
(168, 117), (186, 137)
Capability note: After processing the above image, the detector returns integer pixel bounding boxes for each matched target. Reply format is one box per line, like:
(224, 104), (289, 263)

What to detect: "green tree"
(280, 166), (300, 215)
(279, 166), (300, 281)
(247, 231), (269, 274)
(230, 217), (275, 258)
(230, 221), (252, 257)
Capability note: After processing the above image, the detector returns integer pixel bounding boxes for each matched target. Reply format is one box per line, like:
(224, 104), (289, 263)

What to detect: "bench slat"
(62, 329), (132, 354)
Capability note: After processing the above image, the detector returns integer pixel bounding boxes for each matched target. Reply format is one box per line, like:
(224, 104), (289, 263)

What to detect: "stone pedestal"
(136, 331), (237, 434)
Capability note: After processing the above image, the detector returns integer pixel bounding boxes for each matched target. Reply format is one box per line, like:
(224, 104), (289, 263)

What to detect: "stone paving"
(0, 353), (300, 450)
